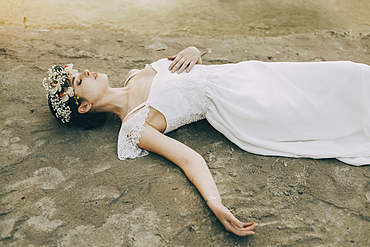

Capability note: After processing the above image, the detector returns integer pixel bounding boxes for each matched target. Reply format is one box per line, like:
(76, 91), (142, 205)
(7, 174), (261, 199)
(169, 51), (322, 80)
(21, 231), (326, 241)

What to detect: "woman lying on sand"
(43, 46), (370, 236)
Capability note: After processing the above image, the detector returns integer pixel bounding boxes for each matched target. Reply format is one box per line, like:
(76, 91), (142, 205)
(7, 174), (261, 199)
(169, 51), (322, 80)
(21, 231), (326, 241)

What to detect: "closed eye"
(78, 79), (82, 85)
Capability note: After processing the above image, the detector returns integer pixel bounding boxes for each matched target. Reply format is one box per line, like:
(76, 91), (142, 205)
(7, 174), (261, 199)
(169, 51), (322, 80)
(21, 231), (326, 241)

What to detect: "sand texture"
(1, 27), (370, 246)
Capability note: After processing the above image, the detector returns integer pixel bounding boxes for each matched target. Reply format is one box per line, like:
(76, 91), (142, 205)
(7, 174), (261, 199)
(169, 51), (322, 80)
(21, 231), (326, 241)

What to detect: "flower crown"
(42, 64), (80, 123)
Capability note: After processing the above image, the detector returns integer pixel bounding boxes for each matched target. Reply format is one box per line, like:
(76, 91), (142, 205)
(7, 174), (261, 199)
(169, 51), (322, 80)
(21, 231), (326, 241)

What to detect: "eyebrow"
(71, 77), (75, 87)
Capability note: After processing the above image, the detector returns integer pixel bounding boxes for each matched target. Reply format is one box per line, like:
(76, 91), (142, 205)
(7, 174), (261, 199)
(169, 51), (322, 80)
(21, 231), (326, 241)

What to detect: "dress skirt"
(204, 61), (370, 166)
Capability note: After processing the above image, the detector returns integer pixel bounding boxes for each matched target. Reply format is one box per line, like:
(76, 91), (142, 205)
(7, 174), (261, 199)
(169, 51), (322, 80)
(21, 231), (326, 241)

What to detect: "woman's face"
(70, 70), (109, 104)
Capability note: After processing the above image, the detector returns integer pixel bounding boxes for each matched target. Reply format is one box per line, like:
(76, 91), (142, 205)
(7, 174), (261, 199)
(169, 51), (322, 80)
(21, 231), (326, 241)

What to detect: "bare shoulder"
(125, 69), (140, 81)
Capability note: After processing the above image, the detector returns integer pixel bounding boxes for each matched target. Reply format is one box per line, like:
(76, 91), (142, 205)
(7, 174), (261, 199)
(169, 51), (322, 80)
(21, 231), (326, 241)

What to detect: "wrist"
(206, 198), (223, 210)
(189, 46), (200, 54)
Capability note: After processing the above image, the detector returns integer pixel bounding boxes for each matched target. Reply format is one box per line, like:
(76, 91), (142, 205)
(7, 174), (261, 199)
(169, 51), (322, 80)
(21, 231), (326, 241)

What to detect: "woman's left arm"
(168, 46), (202, 74)
(137, 124), (258, 236)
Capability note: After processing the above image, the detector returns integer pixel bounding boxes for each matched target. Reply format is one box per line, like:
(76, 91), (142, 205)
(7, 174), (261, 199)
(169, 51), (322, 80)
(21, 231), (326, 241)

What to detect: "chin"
(98, 74), (108, 83)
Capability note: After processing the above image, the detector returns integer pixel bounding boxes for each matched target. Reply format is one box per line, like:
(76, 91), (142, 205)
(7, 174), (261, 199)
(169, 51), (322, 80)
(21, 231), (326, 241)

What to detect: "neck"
(91, 87), (129, 120)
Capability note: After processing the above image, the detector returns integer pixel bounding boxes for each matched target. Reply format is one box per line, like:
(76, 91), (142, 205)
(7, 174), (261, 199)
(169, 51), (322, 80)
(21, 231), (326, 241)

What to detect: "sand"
(1, 26), (370, 246)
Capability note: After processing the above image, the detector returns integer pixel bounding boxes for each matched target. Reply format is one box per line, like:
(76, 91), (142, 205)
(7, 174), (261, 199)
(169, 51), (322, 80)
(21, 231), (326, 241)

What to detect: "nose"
(83, 70), (90, 77)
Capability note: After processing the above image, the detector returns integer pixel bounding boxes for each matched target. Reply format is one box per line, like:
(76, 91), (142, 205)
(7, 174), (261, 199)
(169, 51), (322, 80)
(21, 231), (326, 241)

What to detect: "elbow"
(177, 151), (208, 183)
(183, 152), (206, 168)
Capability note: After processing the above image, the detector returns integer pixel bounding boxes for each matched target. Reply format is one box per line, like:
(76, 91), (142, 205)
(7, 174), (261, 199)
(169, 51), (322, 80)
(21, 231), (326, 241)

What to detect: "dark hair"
(48, 94), (107, 129)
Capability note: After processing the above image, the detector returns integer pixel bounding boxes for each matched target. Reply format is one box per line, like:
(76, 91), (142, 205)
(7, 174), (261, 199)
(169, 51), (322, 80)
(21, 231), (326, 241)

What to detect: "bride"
(43, 46), (370, 236)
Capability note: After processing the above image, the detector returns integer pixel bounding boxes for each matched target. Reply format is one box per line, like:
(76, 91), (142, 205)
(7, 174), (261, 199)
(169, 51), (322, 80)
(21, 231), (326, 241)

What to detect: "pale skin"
(70, 46), (258, 236)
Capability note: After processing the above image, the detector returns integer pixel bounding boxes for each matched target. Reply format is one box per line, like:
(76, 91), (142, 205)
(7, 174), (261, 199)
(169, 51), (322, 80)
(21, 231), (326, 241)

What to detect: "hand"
(210, 203), (258, 236)
(167, 46), (201, 74)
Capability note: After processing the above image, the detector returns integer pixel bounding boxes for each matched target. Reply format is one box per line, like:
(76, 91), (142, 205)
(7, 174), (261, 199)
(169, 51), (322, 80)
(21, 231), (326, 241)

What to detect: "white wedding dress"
(118, 58), (370, 166)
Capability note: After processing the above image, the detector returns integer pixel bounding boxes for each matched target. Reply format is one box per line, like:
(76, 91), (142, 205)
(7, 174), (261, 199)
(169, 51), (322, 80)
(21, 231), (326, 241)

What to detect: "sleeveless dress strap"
(123, 102), (147, 122)
(124, 69), (143, 87)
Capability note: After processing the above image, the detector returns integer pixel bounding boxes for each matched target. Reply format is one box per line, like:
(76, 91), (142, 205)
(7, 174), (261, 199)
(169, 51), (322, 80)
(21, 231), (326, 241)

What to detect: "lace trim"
(117, 105), (150, 160)
(168, 113), (206, 133)
(165, 67), (209, 132)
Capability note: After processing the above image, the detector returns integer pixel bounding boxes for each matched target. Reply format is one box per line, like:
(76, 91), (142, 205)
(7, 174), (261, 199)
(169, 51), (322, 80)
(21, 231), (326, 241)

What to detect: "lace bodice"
(117, 105), (150, 160)
(117, 58), (210, 160)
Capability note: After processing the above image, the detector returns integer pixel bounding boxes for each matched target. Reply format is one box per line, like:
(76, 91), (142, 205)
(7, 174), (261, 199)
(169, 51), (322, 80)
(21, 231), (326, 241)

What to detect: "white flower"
(61, 94), (68, 102)
(61, 87), (75, 102)
(64, 64), (78, 75)
(50, 86), (58, 94)
(66, 87), (74, 97)
(64, 64), (74, 72)
(50, 82), (62, 94)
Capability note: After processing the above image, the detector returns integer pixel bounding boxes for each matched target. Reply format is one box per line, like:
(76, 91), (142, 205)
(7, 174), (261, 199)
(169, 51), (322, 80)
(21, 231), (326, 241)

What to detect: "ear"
(78, 101), (92, 114)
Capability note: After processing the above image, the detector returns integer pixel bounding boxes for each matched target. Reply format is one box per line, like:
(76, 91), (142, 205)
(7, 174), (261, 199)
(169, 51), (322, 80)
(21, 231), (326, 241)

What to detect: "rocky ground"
(1, 26), (370, 246)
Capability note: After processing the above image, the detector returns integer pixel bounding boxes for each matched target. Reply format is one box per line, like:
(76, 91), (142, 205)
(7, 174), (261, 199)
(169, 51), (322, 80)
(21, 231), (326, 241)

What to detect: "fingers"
(231, 220), (257, 231)
(170, 57), (185, 73)
(238, 231), (256, 236)
(228, 217), (258, 236)
(241, 222), (258, 232)
(170, 57), (193, 74)
(168, 55), (180, 71)
(235, 220), (258, 230)
(230, 222), (258, 236)
(225, 223), (255, 236)
(168, 48), (199, 73)
(178, 60), (190, 74)
(240, 222), (258, 228)
(216, 207), (258, 236)
(186, 61), (195, 73)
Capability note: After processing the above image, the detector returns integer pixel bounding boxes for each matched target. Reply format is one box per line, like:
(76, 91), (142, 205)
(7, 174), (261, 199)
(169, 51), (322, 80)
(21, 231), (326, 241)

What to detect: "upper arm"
(137, 124), (204, 171)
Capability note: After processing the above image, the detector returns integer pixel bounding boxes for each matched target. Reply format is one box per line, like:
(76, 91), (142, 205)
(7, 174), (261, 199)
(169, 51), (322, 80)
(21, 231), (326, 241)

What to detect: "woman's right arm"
(137, 124), (258, 236)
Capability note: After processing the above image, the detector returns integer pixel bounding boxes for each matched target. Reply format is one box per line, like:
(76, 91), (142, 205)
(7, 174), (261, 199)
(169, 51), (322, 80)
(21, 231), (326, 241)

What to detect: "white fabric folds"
(118, 59), (370, 165)
(204, 61), (370, 166)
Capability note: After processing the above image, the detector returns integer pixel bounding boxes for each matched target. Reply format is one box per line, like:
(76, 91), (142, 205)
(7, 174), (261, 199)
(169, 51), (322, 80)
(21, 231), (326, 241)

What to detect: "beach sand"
(1, 26), (370, 246)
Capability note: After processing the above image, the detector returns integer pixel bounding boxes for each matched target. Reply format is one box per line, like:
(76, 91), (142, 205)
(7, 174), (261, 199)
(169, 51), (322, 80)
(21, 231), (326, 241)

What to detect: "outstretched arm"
(168, 46), (203, 74)
(138, 124), (258, 236)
